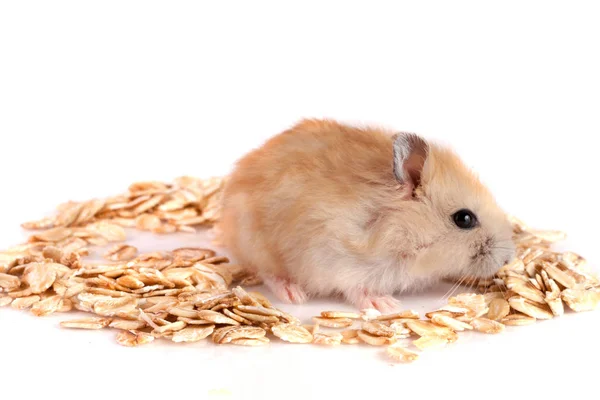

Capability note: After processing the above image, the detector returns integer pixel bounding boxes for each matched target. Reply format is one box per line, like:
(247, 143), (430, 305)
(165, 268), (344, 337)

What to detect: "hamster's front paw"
(360, 296), (402, 314)
(263, 276), (308, 304)
(345, 288), (401, 313)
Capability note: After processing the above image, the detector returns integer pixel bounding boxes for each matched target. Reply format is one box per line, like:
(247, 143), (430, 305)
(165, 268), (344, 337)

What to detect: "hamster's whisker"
(489, 253), (503, 269)
(498, 283), (507, 297)
(466, 277), (476, 294)
(440, 276), (463, 302)
(440, 273), (469, 303)
(491, 246), (515, 251)
(440, 281), (458, 303)
(481, 278), (491, 297)
(439, 285), (455, 304)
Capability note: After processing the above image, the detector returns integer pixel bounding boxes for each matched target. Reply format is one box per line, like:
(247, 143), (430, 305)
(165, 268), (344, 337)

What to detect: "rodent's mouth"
(449, 257), (507, 282)
(469, 238), (516, 278)
(478, 256), (513, 279)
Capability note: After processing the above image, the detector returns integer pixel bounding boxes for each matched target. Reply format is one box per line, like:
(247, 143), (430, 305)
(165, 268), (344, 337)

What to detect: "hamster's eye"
(452, 209), (478, 230)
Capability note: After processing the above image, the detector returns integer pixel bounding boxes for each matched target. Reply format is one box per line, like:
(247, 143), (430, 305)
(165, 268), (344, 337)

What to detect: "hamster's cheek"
(410, 247), (455, 278)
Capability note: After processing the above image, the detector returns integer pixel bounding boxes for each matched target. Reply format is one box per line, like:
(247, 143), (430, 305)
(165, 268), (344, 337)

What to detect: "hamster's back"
(218, 119), (398, 275)
(232, 119), (395, 188)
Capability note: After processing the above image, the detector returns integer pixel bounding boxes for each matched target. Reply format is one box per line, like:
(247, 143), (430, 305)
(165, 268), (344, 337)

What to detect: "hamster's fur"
(218, 119), (515, 312)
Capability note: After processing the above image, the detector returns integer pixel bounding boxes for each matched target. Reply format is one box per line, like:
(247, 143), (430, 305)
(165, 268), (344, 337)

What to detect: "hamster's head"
(392, 133), (516, 280)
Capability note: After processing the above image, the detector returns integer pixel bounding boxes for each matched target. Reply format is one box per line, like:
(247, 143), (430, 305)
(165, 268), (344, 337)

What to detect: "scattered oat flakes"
(214, 326), (267, 344)
(85, 222), (127, 242)
(239, 275), (263, 286)
(189, 310), (237, 325)
(312, 316), (354, 328)
(116, 275), (145, 290)
(271, 324), (313, 344)
(235, 304), (280, 317)
(544, 263), (577, 289)
(116, 330), (155, 347)
(470, 318), (505, 334)
(11, 295), (40, 310)
(0, 273), (21, 290)
(30, 295), (63, 316)
(172, 326), (215, 343)
(527, 230), (567, 243)
(320, 310), (361, 319)
(546, 296), (565, 316)
(413, 335), (448, 350)
(561, 289), (600, 312)
(508, 296), (554, 320)
(340, 329), (360, 344)
(448, 293), (488, 317)
(303, 324), (318, 335)
(109, 319), (147, 330)
(212, 326), (239, 344)
(176, 317), (213, 326)
(405, 320), (453, 338)
(135, 214), (162, 231)
(0, 296), (12, 307)
(431, 314), (473, 331)
(220, 308), (251, 325)
(60, 317), (112, 329)
(29, 227), (73, 243)
(232, 308), (278, 323)
(377, 310), (420, 321)
(104, 244), (138, 261)
(357, 330), (390, 346)
(487, 299), (510, 321)
(93, 296), (138, 317)
(360, 308), (382, 320)
(154, 320), (187, 334)
(172, 247), (215, 260)
(509, 281), (546, 304)
(387, 346), (419, 363)
(232, 286), (261, 307)
(8, 288), (33, 298)
(362, 321), (395, 338)
(501, 314), (536, 326)
(313, 332), (343, 346)
(389, 322), (412, 338)
(2, 177), (598, 364)
(22, 263), (57, 294)
(229, 337), (269, 346)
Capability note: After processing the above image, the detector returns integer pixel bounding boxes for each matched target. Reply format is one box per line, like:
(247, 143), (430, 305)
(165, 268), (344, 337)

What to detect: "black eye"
(452, 209), (478, 229)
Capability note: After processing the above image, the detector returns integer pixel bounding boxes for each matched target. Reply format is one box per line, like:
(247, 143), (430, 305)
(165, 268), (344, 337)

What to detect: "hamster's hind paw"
(346, 290), (402, 314)
(263, 276), (308, 304)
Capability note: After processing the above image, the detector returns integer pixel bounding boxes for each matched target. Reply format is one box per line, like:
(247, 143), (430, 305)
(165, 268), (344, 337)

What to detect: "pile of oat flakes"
(1, 176), (599, 362)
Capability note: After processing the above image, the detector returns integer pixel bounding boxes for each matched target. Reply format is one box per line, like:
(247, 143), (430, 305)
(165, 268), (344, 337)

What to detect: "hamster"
(218, 119), (516, 312)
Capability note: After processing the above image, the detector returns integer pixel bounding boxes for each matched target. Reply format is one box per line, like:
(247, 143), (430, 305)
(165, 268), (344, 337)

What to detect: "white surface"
(1, 1), (599, 399)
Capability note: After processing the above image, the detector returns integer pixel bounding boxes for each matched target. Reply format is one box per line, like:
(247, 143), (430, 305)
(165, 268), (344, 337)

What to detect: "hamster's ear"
(392, 132), (429, 191)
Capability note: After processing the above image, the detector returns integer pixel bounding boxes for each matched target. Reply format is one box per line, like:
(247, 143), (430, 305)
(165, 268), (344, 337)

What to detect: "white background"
(1, 1), (599, 399)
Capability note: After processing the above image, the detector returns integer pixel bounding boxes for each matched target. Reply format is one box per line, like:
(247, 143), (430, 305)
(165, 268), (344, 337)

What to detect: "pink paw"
(345, 289), (401, 313)
(264, 277), (308, 304)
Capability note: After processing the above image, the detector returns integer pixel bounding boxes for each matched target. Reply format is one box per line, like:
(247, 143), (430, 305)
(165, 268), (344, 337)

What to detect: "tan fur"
(218, 119), (515, 310)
